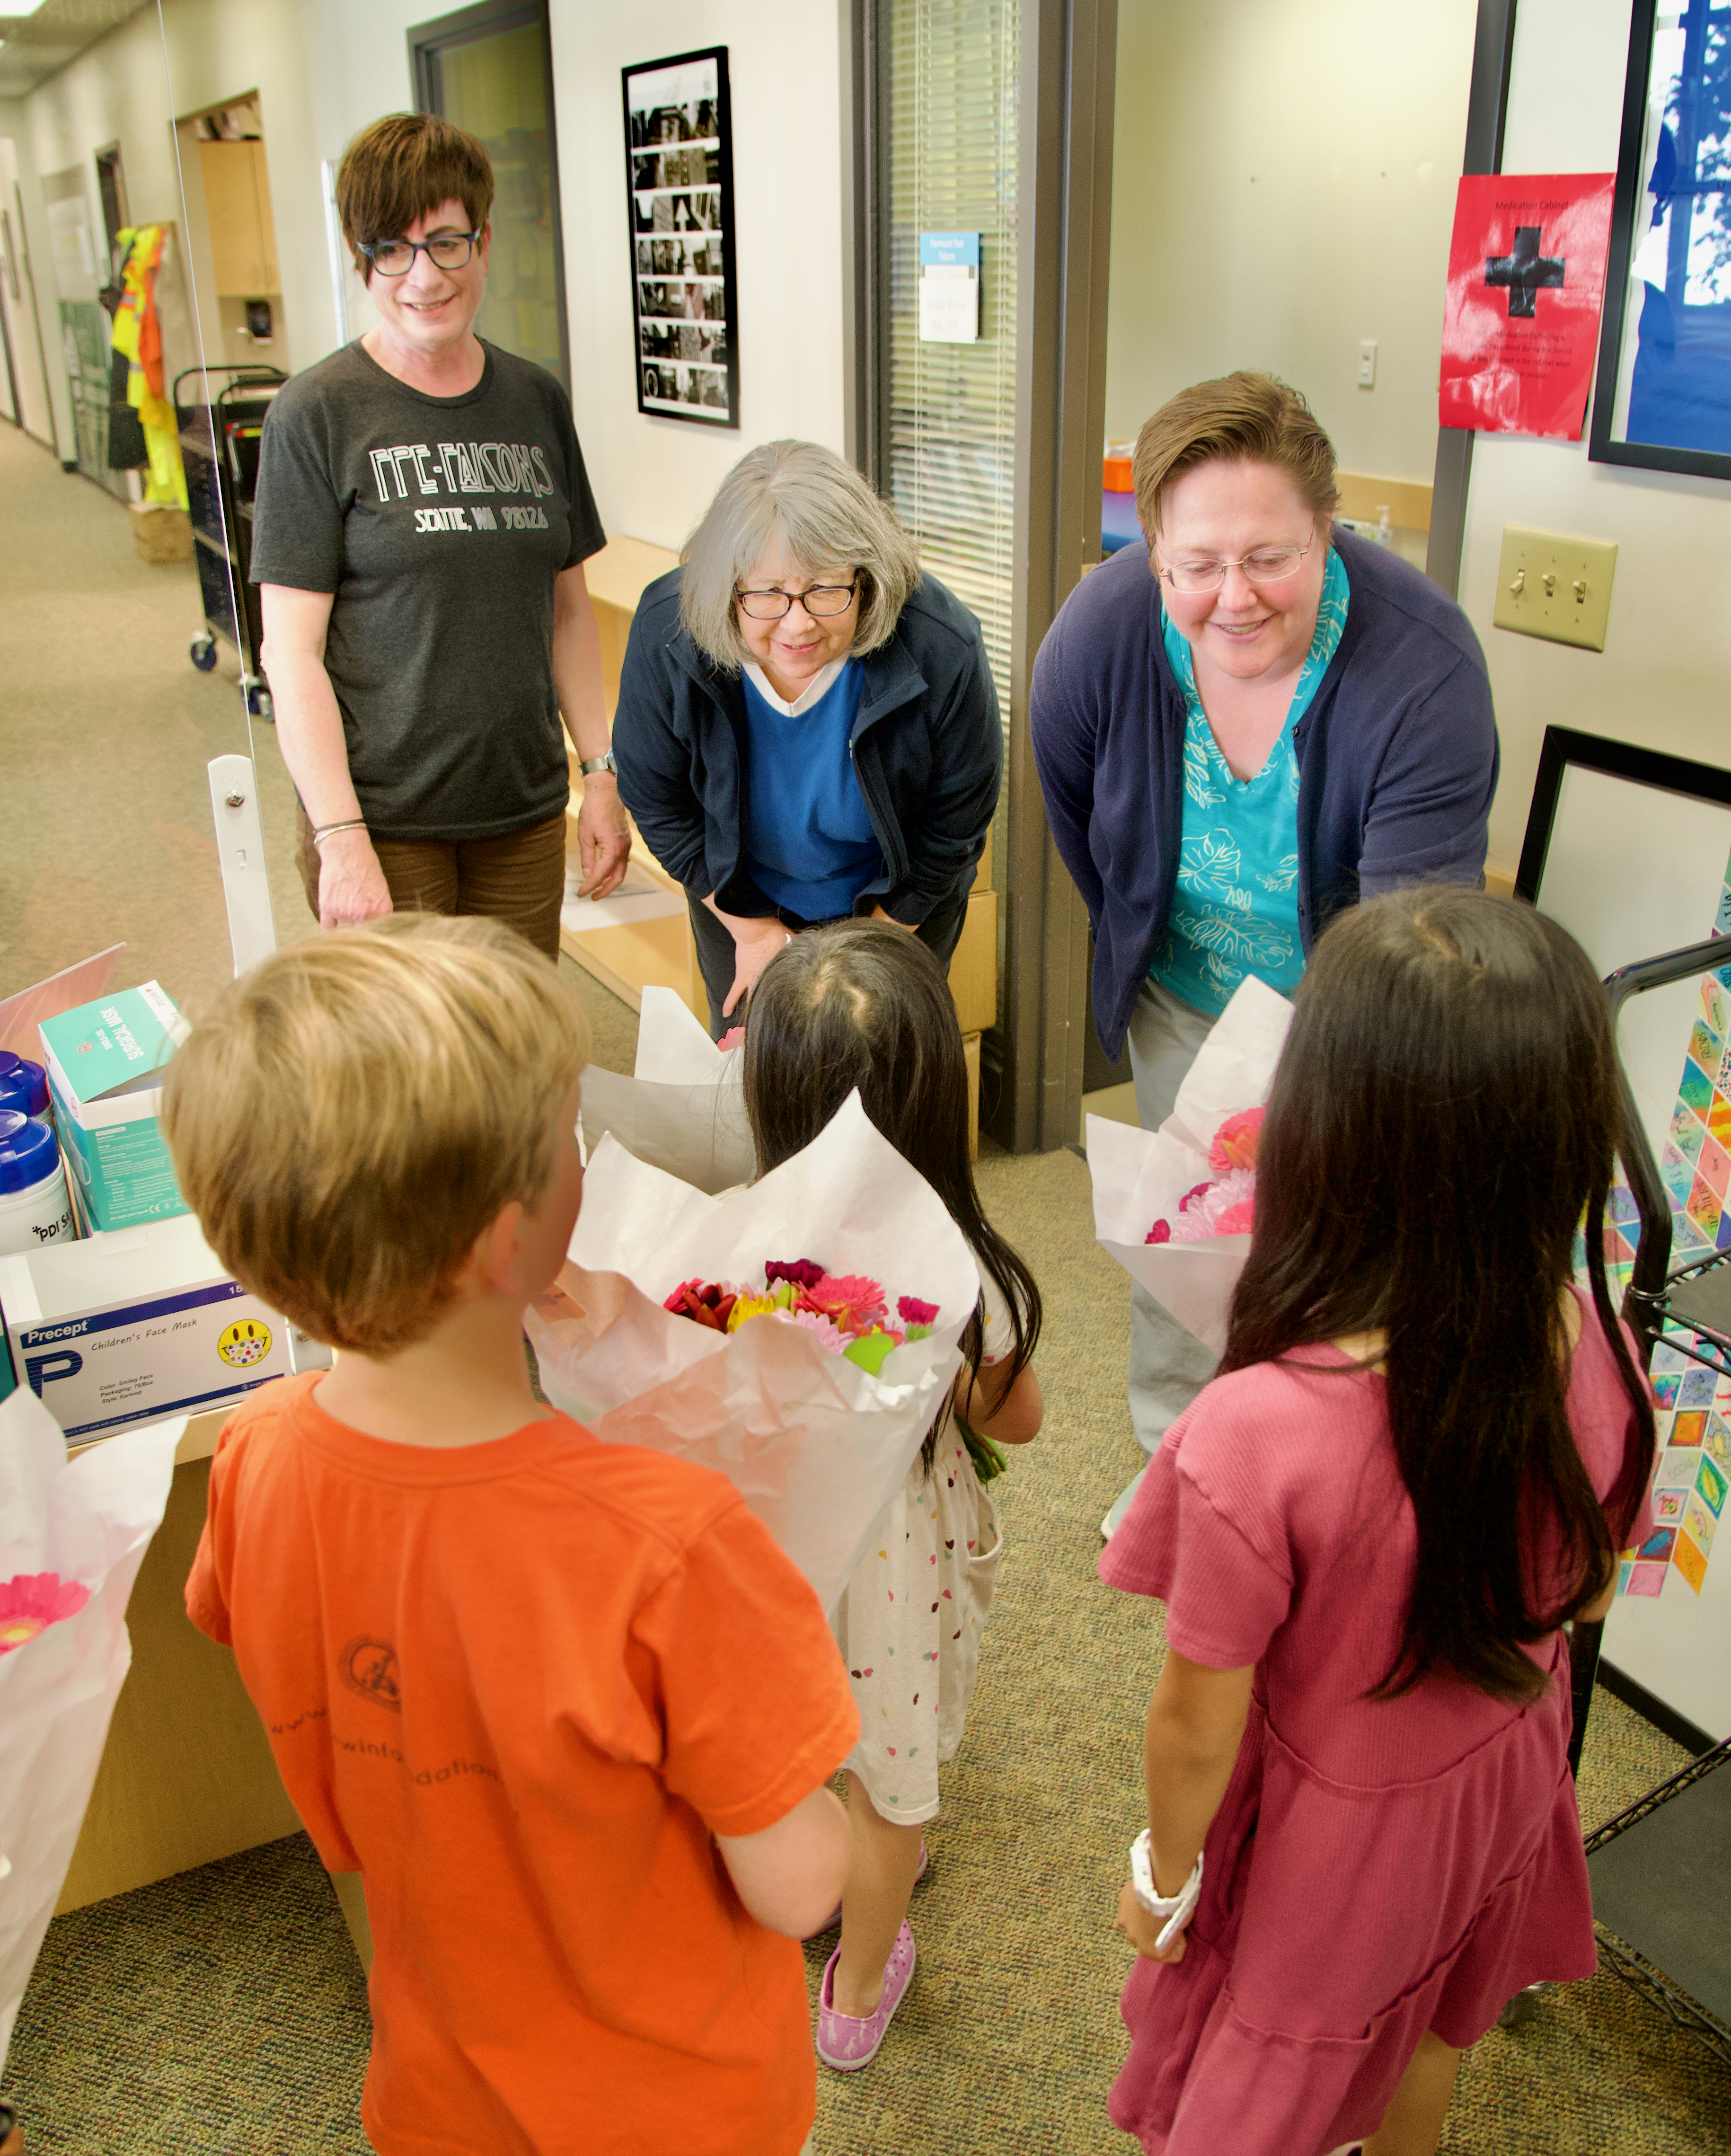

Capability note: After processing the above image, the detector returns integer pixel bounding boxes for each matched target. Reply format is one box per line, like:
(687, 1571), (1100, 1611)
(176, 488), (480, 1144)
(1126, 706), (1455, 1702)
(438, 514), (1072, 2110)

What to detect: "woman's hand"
(1115, 1878), (1189, 1964)
(316, 827), (394, 930)
(721, 915), (792, 1018)
(574, 776), (632, 900)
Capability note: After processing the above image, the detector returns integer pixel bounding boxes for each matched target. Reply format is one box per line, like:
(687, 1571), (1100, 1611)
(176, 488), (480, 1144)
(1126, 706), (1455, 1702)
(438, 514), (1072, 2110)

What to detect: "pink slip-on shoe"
(802, 1840), (929, 1941)
(816, 1921), (916, 2071)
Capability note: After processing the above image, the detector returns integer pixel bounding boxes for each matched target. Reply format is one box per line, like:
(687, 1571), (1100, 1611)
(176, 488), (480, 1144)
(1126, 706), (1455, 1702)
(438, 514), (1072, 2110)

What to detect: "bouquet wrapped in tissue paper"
(575, 985), (754, 1195)
(1089, 974), (1292, 1355)
(526, 1092), (979, 1613)
(0, 1385), (176, 2071)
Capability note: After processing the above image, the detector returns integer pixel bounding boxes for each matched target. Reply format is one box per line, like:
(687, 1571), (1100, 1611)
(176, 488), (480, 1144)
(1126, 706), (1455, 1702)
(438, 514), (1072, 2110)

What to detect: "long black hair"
(743, 920), (1041, 1465)
(1221, 887), (1655, 1704)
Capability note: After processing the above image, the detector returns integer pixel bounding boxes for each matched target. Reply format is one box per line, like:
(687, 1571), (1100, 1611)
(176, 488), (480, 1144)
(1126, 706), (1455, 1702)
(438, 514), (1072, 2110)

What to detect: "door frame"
(408, 0), (573, 397)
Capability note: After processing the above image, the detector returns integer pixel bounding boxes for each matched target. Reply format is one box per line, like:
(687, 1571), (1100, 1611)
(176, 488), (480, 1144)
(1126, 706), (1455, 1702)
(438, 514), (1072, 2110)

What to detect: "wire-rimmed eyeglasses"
(360, 231), (483, 277)
(734, 581), (859, 620)
(1155, 533), (1315, 594)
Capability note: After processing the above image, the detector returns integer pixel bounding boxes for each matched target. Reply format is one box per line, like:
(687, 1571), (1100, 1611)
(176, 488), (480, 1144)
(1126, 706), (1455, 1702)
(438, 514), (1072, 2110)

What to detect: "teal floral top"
(1150, 546), (1351, 1016)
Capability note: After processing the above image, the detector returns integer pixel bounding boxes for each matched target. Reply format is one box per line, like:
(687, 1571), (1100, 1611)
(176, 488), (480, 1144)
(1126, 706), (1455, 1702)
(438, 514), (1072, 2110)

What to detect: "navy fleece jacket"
(1031, 525), (1499, 1060)
(612, 568), (1001, 925)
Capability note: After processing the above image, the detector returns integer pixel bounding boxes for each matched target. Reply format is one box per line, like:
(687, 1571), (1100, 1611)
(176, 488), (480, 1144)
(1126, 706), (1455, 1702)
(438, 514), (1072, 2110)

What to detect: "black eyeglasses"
(360, 231), (483, 276)
(734, 581), (859, 619)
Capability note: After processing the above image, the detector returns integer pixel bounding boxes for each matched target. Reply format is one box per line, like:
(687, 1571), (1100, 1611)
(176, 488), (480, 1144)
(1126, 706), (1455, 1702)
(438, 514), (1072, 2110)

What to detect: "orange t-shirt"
(185, 1372), (859, 2156)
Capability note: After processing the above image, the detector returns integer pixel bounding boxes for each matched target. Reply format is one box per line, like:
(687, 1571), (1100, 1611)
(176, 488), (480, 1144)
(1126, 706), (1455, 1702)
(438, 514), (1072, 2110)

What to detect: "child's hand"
(1115, 1879), (1189, 1964)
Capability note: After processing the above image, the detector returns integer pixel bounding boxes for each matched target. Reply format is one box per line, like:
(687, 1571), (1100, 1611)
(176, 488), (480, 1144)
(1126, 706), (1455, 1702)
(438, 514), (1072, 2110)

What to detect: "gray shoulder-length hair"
(679, 439), (922, 670)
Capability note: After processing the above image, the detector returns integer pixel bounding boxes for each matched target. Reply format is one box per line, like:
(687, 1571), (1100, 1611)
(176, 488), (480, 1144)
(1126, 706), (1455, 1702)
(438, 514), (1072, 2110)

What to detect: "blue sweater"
(1031, 526), (1499, 1060)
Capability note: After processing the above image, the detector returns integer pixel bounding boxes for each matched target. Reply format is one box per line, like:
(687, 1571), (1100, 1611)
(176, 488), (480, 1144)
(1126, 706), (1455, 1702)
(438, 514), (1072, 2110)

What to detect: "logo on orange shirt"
(340, 1635), (402, 1710)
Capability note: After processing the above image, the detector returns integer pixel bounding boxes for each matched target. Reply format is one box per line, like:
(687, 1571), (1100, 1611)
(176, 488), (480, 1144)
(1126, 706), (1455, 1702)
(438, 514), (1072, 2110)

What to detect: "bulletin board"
(623, 47), (738, 429)
(1517, 725), (1731, 1740)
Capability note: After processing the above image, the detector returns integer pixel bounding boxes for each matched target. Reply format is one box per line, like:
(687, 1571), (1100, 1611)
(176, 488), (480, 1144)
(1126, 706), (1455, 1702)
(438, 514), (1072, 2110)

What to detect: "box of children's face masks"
(38, 983), (190, 1232)
(0, 1211), (326, 1442)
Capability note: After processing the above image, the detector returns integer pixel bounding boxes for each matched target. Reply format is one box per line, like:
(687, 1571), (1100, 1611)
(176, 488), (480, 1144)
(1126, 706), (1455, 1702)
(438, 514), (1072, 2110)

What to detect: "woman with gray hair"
(612, 440), (1002, 1033)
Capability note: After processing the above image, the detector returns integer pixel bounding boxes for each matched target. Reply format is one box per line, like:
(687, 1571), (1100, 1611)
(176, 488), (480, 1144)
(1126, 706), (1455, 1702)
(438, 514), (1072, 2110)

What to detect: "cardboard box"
(0, 1213), (312, 1442)
(38, 983), (190, 1232)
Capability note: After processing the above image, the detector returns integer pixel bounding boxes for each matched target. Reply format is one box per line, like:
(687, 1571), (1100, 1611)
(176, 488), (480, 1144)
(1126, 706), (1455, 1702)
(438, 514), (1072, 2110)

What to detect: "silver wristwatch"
(578, 752), (618, 778)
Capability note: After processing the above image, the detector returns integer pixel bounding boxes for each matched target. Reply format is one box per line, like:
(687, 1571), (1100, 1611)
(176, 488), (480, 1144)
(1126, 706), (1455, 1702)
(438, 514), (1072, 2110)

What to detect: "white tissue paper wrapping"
(0, 1387), (177, 2069)
(525, 1092), (978, 1613)
(1090, 974), (1293, 1354)
(576, 985), (755, 1195)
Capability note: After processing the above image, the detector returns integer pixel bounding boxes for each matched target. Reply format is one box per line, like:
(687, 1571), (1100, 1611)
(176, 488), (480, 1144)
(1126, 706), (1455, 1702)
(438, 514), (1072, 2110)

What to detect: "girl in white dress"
(744, 920), (1044, 2072)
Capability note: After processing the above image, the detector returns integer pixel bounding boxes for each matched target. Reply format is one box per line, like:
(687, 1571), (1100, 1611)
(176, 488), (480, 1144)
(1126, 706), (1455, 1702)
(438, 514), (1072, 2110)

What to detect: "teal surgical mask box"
(0, 1212), (327, 1445)
(37, 983), (190, 1232)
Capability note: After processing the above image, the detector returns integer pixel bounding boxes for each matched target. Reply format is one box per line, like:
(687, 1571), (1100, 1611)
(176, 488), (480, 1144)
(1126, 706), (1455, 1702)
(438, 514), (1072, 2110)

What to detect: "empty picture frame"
(1516, 726), (1731, 1163)
(624, 47), (738, 429)
(1590, 0), (1731, 479)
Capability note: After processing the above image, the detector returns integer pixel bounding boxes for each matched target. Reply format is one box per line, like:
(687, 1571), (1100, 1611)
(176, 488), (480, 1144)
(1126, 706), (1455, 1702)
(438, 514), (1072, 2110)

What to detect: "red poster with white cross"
(1438, 173), (1616, 439)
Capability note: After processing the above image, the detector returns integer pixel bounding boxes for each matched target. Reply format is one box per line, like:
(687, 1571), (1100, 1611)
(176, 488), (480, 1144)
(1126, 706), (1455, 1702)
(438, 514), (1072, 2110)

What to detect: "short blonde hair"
(163, 916), (590, 1355)
(1132, 371), (1339, 538)
(678, 439), (922, 670)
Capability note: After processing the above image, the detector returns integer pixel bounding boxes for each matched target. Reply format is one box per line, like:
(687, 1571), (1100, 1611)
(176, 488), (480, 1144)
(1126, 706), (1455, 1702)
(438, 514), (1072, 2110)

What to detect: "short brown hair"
(336, 113), (494, 282)
(1131, 371), (1339, 537)
(163, 916), (589, 1355)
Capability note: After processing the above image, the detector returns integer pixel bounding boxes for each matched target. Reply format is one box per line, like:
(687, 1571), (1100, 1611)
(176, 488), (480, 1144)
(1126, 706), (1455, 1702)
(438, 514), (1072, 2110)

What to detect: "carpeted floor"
(5, 422), (1730, 2153)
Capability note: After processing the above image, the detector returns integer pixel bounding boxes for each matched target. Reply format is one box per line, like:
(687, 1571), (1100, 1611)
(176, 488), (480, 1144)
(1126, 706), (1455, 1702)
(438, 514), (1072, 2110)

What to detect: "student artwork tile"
(1608, 847), (1731, 1602)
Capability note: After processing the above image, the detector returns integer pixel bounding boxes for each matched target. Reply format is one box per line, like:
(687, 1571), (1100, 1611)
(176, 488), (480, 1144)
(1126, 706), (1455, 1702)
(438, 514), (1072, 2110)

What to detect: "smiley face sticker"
(217, 1318), (273, 1370)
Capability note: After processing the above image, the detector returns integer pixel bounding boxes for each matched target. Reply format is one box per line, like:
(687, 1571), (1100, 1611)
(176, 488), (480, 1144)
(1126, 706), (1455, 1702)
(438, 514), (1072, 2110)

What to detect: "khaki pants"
(296, 804), (567, 960)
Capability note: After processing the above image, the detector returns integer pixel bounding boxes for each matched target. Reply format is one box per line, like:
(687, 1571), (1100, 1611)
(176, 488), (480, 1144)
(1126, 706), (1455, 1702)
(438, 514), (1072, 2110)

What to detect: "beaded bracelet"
(311, 820), (368, 848)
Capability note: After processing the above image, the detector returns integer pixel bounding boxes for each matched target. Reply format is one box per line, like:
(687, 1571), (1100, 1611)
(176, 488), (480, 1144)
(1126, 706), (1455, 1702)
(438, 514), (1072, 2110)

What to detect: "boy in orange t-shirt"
(167, 918), (857, 2156)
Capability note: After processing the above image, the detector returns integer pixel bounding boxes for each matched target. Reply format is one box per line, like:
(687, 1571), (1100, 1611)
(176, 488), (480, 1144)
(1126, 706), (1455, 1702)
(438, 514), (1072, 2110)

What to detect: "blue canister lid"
(0, 1052), (48, 1119)
(0, 1108), (61, 1196)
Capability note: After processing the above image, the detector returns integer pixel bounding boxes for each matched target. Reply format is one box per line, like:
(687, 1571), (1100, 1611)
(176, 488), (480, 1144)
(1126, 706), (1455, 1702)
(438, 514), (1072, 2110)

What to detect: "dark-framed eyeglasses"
(734, 581), (859, 620)
(360, 230), (483, 277)
(1155, 532), (1315, 594)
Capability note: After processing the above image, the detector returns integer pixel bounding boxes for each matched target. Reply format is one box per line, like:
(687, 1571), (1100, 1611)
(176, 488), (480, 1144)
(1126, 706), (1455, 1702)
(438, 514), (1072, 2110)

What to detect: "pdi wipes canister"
(0, 1111), (76, 1257)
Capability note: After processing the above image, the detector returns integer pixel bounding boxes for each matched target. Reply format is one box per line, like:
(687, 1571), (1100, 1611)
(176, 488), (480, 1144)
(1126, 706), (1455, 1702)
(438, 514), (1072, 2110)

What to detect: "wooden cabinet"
(198, 140), (279, 296)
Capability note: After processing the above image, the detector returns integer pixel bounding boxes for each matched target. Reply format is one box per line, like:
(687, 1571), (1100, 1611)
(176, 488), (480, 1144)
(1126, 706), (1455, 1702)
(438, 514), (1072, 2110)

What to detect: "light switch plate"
(1492, 525), (1617, 652)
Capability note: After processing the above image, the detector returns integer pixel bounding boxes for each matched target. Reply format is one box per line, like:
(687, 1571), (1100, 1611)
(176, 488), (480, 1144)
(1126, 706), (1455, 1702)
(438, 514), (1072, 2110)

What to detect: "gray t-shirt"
(250, 339), (606, 841)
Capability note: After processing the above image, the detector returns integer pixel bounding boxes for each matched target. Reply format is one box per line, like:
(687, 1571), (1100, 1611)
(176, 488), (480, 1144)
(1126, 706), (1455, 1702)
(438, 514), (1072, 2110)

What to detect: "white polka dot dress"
(832, 1430), (1004, 1825)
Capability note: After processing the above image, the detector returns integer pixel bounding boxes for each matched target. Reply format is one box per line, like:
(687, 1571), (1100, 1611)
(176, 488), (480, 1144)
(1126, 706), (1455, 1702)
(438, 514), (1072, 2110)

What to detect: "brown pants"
(296, 805), (567, 960)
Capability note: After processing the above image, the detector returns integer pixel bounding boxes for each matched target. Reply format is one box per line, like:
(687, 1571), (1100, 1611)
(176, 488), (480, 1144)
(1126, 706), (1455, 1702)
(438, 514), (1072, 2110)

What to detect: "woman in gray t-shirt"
(253, 113), (626, 957)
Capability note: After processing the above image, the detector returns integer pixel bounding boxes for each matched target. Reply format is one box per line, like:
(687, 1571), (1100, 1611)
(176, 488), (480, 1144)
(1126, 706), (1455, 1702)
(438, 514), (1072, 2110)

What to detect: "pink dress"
(1098, 1296), (1649, 2156)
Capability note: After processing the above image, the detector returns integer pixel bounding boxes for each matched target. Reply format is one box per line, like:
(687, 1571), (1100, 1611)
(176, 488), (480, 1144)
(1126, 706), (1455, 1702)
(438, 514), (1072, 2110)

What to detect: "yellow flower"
(725, 1291), (777, 1332)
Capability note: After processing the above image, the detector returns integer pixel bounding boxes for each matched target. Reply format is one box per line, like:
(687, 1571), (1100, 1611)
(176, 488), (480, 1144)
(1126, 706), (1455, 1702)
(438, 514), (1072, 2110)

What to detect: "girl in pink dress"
(1100, 887), (1656, 2156)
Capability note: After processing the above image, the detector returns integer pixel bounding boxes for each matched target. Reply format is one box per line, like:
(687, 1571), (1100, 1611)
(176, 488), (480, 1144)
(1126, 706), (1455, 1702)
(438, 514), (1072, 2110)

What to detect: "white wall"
(302, 0), (848, 551)
(1460, 0), (1731, 876)
(0, 117), (56, 446)
(1105, 0), (1478, 483)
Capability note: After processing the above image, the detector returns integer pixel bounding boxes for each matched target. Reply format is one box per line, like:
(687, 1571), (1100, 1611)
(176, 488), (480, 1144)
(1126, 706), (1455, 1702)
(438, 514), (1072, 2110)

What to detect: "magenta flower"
(0, 1572), (90, 1653)
(765, 1258), (825, 1290)
(897, 1295), (939, 1326)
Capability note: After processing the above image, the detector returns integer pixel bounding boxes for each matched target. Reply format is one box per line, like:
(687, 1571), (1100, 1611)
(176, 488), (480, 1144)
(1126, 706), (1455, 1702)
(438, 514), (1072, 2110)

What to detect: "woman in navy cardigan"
(613, 440), (1001, 1037)
(1031, 373), (1499, 1533)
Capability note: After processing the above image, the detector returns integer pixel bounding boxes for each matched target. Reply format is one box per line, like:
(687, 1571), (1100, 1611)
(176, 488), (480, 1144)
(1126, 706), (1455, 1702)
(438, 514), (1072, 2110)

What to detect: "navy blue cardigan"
(1031, 526), (1500, 1060)
(612, 568), (1001, 924)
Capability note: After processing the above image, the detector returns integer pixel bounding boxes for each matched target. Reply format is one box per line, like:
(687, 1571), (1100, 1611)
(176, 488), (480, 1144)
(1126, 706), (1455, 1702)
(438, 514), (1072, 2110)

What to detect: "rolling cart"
(1501, 935), (1731, 2062)
(175, 365), (285, 720)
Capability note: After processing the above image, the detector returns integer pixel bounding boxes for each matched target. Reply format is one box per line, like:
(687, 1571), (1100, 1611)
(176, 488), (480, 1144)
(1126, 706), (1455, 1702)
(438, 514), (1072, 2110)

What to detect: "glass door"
(411, 0), (570, 396)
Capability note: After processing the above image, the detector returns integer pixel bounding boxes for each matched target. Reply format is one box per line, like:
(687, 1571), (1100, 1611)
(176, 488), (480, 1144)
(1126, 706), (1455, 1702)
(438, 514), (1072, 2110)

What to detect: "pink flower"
(1208, 1105), (1265, 1174)
(0, 1572), (90, 1653)
(800, 1272), (888, 1332)
(1166, 1168), (1257, 1241)
(897, 1295), (939, 1326)
(783, 1308), (847, 1352)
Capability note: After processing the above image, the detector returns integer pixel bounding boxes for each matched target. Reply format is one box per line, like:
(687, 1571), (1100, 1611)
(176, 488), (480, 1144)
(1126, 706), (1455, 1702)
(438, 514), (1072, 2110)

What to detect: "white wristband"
(1129, 1830), (1203, 1953)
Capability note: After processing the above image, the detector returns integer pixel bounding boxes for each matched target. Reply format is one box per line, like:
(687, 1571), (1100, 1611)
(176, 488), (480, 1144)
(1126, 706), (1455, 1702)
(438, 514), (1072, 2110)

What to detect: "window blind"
(884, 0), (1020, 720)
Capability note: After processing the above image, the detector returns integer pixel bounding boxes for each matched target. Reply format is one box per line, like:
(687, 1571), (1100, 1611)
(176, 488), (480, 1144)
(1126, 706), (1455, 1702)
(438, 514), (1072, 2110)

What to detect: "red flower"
(1145, 1219), (1172, 1245)
(897, 1295), (939, 1326)
(663, 1280), (738, 1331)
(765, 1258), (825, 1290)
(0, 1572), (90, 1653)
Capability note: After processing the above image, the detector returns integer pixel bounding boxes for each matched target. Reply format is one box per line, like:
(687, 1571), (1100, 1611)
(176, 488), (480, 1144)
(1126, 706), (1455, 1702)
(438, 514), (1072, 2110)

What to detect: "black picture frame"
(1517, 726), (1731, 904)
(622, 46), (739, 430)
(1589, 0), (1731, 483)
